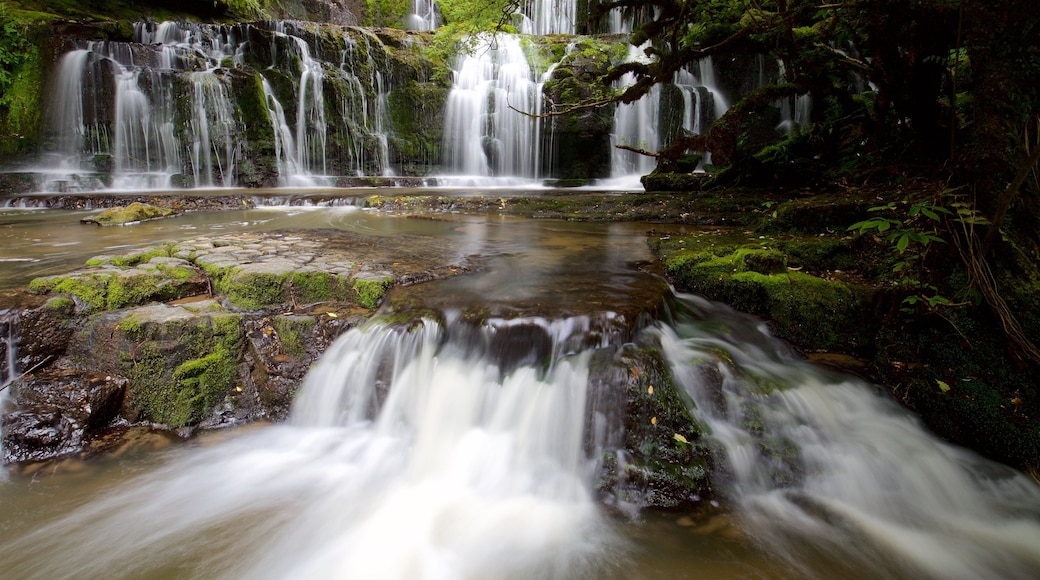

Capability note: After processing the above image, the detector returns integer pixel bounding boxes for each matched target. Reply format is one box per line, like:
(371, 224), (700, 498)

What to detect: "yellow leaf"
(650, 416), (657, 425)
(937, 380), (950, 393)
(647, 385), (654, 395)
(327, 312), (338, 318)
(235, 386), (243, 393)
(673, 433), (688, 444)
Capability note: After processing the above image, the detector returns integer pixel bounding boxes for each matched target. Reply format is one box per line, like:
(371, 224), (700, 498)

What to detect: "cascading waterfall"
(516, 0), (577, 35)
(610, 44), (660, 178)
(651, 294), (1040, 579)
(0, 310), (16, 477)
(441, 34), (549, 182)
(407, 0), (440, 31)
(0, 315), (617, 578)
(32, 21), (409, 191)
(611, 53), (729, 179)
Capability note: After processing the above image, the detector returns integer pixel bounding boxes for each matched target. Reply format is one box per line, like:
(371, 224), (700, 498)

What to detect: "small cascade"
(441, 34), (548, 182)
(515, 0), (577, 35)
(610, 44), (660, 178)
(652, 294), (1040, 578)
(406, 0), (440, 31)
(611, 53), (730, 178)
(0, 310), (17, 472)
(29, 20), (409, 191)
(773, 59), (812, 133)
(0, 315), (617, 577)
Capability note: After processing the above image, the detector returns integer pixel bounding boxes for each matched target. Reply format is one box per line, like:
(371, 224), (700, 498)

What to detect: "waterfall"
(441, 35), (548, 182)
(33, 21), (409, 191)
(610, 44), (659, 178)
(406, 0), (440, 31)
(652, 294), (1040, 579)
(0, 316), (617, 578)
(0, 310), (16, 474)
(516, 0), (577, 35)
(610, 52), (730, 179)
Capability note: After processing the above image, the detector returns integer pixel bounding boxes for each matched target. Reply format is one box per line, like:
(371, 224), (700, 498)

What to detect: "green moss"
(87, 203), (174, 226)
(227, 270), (290, 309)
(170, 347), (236, 426)
(28, 272), (110, 311)
(44, 296), (76, 316)
(106, 271), (164, 309)
(352, 276), (394, 309)
(271, 315), (315, 357)
(662, 246), (869, 351)
(290, 271), (340, 304)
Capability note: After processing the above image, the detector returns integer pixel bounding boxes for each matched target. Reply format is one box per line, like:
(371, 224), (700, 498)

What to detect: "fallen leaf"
(673, 433), (688, 444)
(647, 385), (654, 395)
(650, 416), (657, 425)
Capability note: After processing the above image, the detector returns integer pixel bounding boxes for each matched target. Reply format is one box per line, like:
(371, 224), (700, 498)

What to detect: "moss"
(612, 345), (712, 509)
(85, 203), (174, 226)
(28, 272), (110, 311)
(271, 315), (315, 357)
(227, 270), (290, 309)
(662, 246), (870, 351)
(169, 347), (236, 426)
(352, 276), (394, 309)
(44, 296), (76, 316)
(120, 312), (243, 427)
(106, 271), (166, 309)
(290, 271), (341, 304)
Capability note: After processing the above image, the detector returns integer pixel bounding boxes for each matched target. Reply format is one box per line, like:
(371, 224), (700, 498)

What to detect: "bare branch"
(615, 143), (660, 158)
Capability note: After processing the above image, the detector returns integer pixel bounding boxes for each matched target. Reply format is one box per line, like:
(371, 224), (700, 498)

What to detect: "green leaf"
(896, 233), (910, 252)
(937, 380), (951, 393)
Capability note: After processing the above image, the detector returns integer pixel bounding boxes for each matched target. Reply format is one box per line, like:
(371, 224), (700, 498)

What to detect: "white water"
(0, 311), (14, 478)
(407, 0), (440, 31)
(441, 34), (550, 183)
(653, 294), (1040, 579)
(0, 316), (616, 578)
(516, 0), (577, 35)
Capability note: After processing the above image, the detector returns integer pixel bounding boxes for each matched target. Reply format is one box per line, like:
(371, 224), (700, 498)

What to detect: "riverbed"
(2, 194), (1039, 579)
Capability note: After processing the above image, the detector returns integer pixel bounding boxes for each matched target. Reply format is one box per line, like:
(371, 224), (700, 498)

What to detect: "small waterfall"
(0, 310), (17, 473)
(611, 53), (730, 179)
(652, 294), (1040, 579)
(441, 35), (548, 182)
(0, 316), (616, 578)
(774, 59), (812, 133)
(610, 44), (660, 178)
(406, 0), (440, 31)
(516, 0), (577, 35)
(34, 21), (406, 191)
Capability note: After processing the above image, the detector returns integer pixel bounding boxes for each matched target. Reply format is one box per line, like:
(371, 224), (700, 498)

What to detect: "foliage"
(848, 198), (953, 312)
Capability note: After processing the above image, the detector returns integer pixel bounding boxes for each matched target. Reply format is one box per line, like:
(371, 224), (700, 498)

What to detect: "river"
(1, 195), (1039, 579)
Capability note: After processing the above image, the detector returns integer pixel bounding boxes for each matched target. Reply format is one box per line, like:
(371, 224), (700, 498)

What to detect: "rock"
(80, 202), (175, 226)
(2, 370), (126, 463)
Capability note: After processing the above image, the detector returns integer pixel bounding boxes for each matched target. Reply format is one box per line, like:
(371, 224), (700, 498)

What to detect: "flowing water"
(1, 203), (1039, 578)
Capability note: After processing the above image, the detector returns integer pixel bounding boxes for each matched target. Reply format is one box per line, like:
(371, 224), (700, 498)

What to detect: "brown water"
(2, 198), (1039, 579)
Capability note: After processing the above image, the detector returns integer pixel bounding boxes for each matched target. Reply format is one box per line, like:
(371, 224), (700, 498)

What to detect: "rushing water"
(1, 204), (1039, 578)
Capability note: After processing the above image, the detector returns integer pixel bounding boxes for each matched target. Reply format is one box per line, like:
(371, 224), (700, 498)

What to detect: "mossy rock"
(660, 245), (872, 351)
(80, 203), (175, 226)
(599, 345), (712, 510)
(352, 273), (394, 309)
(81, 304), (246, 428)
(28, 255), (205, 311)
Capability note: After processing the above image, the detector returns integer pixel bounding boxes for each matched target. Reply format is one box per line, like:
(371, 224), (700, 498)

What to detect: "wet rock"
(592, 344), (714, 511)
(80, 202), (175, 226)
(2, 370), (127, 463)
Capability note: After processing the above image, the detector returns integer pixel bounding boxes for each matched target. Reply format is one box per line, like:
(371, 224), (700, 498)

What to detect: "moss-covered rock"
(595, 344), (712, 510)
(68, 303), (244, 428)
(654, 240), (873, 352)
(352, 272), (394, 309)
(80, 203), (175, 226)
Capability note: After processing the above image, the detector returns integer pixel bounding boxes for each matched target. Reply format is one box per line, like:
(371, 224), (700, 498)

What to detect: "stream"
(1, 197), (1039, 579)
